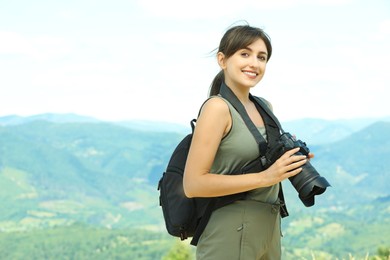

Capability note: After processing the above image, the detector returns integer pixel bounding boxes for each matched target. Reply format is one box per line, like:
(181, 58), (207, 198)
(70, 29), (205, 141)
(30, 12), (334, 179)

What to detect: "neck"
(223, 82), (251, 105)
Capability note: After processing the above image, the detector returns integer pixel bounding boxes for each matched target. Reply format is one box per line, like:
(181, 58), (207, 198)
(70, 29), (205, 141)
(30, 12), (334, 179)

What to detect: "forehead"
(245, 38), (267, 53)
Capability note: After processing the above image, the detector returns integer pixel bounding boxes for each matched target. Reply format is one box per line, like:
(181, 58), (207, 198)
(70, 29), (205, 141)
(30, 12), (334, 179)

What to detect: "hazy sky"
(1, 0), (389, 124)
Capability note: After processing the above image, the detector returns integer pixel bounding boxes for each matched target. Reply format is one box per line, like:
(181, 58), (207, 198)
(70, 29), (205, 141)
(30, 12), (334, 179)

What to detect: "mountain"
(0, 114), (191, 133)
(282, 116), (390, 145)
(0, 114), (389, 258)
(2, 114), (390, 143)
(0, 113), (100, 125)
(115, 120), (190, 133)
(282, 121), (390, 206)
(0, 120), (183, 230)
(0, 116), (389, 226)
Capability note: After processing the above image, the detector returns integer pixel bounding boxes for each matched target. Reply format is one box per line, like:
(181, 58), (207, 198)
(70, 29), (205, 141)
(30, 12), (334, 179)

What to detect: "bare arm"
(183, 97), (307, 198)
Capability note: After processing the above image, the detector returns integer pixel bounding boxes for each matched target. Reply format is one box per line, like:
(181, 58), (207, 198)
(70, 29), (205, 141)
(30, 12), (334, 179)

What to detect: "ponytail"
(208, 70), (224, 97)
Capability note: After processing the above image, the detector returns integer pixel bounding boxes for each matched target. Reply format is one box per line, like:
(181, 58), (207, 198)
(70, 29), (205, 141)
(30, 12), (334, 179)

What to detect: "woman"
(183, 25), (310, 259)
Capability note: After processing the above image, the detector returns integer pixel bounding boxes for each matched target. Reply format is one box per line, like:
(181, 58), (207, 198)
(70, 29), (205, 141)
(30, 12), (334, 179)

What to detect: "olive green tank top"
(210, 96), (279, 203)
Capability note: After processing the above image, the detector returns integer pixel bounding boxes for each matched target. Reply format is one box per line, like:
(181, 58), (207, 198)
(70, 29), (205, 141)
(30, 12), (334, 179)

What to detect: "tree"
(376, 246), (389, 260)
(162, 241), (194, 260)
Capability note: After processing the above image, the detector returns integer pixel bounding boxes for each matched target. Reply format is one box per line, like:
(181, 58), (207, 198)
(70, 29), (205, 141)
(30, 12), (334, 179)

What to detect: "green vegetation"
(0, 224), (387, 259)
(0, 117), (389, 259)
(162, 241), (194, 260)
(0, 224), (173, 259)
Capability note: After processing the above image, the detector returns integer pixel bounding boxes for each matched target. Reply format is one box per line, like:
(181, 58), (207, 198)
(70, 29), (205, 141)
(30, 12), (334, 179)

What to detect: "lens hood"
(297, 176), (331, 207)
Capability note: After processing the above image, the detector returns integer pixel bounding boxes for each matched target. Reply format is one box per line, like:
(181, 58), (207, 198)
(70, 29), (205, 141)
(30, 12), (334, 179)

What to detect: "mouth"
(242, 70), (258, 78)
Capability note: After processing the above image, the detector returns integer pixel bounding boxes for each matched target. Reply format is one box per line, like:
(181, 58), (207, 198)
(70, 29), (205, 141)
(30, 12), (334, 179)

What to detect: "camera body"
(266, 132), (331, 207)
(279, 132), (310, 156)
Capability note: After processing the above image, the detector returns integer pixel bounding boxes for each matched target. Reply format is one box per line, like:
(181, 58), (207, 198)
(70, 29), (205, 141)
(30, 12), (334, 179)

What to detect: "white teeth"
(243, 71), (257, 76)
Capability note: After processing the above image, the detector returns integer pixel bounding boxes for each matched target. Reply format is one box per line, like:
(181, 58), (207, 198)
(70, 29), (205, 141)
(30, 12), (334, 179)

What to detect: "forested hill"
(0, 115), (389, 259)
(0, 117), (389, 224)
(303, 121), (390, 205)
(0, 119), (183, 229)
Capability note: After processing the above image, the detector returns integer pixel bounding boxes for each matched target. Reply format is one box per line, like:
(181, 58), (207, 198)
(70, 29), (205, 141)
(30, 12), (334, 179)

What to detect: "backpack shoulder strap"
(189, 96), (220, 246)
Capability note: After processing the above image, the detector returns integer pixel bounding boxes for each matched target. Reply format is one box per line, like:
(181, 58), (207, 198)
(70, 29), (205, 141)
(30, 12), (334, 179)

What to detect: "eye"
(258, 55), (267, 61)
(241, 52), (250, 57)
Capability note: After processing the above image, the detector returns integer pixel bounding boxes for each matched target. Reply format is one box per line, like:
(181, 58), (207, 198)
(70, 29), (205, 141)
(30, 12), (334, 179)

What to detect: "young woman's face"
(219, 38), (268, 90)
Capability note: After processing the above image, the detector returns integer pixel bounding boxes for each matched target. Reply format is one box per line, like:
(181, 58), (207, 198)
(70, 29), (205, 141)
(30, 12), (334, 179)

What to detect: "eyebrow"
(244, 46), (268, 56)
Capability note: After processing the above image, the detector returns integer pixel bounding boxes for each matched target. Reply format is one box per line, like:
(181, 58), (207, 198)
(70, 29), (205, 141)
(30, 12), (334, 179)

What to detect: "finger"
(279, 149), (305, 166)
(288, 154), (307, 164)
(285, 147), (300, 157)
(286, 158), (307, 171)
(285, 167), (302, 178)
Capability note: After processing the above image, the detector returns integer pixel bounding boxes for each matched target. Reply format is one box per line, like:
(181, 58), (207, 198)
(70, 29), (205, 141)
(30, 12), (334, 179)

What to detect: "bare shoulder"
(196, 96), (231, 136)
(199, 96), (230, 118)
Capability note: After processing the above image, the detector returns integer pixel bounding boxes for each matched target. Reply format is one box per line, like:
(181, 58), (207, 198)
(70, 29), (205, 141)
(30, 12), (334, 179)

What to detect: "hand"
(261, 147), (307, 186)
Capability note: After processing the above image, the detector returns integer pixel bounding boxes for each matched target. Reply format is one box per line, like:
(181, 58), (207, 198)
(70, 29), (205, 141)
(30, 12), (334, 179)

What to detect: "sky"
(0, 0), (389, 124)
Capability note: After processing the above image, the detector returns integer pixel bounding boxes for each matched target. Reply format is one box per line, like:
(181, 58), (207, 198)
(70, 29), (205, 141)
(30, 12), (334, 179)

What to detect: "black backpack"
(158, 83), (288, 246)
(157, 119), (200, 240)
(158, 118), (245, 246)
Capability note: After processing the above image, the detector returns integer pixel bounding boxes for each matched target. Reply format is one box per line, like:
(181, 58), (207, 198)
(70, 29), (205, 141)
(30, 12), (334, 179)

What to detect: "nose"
(249, 55), (260, 68)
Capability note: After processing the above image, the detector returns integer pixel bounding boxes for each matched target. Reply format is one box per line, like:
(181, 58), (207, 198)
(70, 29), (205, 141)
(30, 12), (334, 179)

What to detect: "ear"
(217, 52), (227, 69)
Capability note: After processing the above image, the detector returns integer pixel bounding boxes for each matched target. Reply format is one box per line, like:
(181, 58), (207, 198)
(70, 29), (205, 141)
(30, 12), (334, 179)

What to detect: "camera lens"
(289, 161), (331, 207)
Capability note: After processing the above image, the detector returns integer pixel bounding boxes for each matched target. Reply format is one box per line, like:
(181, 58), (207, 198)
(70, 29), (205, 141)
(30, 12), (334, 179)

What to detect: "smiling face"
(218, 38), (268, 90)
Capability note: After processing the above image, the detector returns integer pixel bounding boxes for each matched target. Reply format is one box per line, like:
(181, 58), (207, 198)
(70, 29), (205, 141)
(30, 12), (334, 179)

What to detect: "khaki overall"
(196, 200), (281, 260)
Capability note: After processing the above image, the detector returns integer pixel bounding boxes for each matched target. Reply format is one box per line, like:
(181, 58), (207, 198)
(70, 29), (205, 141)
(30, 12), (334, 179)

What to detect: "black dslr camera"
(266, 132), (331, 207)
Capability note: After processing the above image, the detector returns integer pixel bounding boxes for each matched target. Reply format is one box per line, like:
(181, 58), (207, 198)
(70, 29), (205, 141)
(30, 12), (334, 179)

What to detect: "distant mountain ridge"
(0, 114), (190, 133)
(1, 113), (389, 143)
(0, 113), (100, 125)
(282, 116), (390, 144)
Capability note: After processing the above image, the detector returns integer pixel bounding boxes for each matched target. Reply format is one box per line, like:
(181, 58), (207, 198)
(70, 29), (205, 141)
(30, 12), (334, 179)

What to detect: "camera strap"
(219, 82), (268, 156)
(219, 82), (289, 218)
(250, 95), (285, 134)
